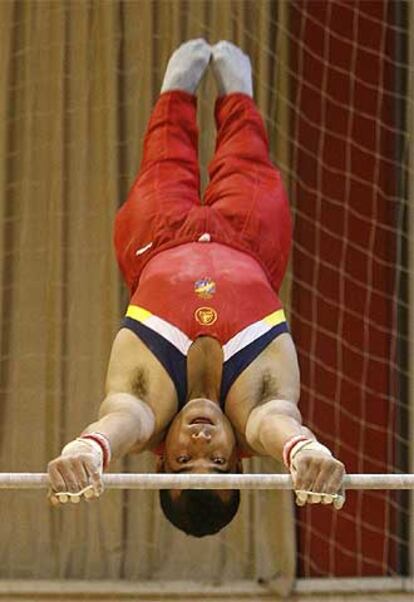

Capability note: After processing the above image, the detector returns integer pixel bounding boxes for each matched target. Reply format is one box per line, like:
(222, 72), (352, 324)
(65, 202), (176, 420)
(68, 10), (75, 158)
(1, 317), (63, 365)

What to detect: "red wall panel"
(290, 1), (398, 576)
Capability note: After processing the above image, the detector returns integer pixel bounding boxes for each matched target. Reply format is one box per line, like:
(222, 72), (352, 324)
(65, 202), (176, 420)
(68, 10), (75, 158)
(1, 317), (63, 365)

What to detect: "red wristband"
(81, 432), (112, 469)
(282, 435), (309, 469)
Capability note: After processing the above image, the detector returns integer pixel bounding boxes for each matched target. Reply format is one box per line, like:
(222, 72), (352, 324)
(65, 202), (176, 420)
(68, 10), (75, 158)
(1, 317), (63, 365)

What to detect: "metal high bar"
(0, 473), (413, 490)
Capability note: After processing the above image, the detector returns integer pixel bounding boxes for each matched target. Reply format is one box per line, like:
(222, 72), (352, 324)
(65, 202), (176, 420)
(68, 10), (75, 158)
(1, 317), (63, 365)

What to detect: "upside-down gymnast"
(47, 39), (345, 537)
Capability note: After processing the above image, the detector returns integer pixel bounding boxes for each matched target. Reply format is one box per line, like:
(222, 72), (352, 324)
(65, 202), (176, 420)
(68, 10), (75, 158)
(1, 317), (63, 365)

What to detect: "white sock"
(161, 39), (211, 94)
(211, 41), (253, 97)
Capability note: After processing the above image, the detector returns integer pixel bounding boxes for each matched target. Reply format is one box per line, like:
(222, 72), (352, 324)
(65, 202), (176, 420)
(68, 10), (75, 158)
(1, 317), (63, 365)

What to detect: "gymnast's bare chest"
(185, 335), (268, 405)
(186, 336), (224, 402)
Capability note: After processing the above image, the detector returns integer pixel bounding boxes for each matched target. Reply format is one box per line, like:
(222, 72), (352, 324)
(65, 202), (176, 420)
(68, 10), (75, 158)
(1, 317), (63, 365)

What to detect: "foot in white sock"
(161, 39), (211, 94)
(211, 41), (253, 97)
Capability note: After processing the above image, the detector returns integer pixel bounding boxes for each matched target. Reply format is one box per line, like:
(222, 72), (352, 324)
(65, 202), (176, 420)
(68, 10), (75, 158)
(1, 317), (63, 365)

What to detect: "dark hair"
(159, 488), (240, 537)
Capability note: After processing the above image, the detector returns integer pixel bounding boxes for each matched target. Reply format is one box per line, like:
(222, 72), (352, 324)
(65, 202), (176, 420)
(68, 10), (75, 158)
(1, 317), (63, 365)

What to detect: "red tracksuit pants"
(114, 90), (292, 295)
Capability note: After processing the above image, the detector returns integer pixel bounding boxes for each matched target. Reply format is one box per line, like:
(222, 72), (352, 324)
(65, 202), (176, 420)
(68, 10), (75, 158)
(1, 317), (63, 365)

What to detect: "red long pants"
(114, 91), (292, 295)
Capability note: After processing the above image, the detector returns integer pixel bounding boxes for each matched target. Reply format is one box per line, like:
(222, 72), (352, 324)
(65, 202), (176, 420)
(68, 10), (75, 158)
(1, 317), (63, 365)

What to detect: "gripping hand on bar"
(48, 437), (106, 505)
(287, 439), (345, 509)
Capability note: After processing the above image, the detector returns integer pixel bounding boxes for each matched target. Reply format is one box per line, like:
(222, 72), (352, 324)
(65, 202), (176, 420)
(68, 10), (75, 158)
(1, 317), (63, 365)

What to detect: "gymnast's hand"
(288, 439), (346, 509)
(47, 437), (105, 506)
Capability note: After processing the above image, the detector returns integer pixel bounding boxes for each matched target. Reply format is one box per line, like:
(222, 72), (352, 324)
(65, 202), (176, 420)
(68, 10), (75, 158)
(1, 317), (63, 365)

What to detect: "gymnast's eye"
(176, 455), (190, 464)
(212, 457), (226, 465)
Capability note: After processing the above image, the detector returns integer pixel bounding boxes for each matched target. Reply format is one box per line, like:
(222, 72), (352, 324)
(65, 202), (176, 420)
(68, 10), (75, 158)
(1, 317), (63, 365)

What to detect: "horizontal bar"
(0, 473), (413, 490)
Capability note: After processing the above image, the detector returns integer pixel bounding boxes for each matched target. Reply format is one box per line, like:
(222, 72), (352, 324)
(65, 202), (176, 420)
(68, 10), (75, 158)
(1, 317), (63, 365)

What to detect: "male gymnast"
(47, 40), (345, 537)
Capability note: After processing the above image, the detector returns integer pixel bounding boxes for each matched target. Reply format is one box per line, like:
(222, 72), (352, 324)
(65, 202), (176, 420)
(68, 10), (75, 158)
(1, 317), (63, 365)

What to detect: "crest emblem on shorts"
(195, 306), (218, 326)
(194, 277), (216, 299)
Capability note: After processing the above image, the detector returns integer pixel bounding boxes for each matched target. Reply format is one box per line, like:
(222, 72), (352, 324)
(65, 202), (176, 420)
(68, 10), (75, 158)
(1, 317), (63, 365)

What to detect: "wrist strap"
(61, 437), (103, 467)
(289, 439), (333, 468)
(283, 435), (309, 468)
(80, 432), (112, 469)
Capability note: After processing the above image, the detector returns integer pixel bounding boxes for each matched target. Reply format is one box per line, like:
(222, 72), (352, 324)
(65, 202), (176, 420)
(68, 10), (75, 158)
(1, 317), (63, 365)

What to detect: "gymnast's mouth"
(190, 417), (214, 425)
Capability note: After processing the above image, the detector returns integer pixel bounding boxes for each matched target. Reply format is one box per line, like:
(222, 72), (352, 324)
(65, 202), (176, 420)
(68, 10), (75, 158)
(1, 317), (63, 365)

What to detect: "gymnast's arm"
(229, 333), (345, 507)
(47, 328), (177, 503)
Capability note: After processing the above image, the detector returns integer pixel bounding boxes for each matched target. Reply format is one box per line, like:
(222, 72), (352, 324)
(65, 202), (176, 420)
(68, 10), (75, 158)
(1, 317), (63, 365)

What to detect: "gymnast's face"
(163, 398), (238, 475)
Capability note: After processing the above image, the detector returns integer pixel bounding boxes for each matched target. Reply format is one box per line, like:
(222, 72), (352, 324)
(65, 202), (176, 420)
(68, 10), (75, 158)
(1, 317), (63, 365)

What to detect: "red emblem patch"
(194, 306), (218, 326)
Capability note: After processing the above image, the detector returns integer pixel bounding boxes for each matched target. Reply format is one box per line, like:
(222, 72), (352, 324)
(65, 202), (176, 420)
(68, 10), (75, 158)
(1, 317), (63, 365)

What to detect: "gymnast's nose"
(191, 428), (212, 442)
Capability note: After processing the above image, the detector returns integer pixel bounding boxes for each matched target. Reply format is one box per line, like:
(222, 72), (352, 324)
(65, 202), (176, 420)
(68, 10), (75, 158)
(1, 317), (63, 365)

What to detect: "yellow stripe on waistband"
(125, 305), (152, 322)
(262, 308), (286, 327)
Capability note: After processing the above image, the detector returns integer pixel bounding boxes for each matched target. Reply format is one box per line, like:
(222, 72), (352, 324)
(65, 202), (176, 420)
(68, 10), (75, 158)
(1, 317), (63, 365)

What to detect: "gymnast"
(47, 39), (345, 536)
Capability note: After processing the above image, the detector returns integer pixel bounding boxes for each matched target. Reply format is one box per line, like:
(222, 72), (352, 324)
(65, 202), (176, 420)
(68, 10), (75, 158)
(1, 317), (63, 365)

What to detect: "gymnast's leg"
(114, 39), (211, 292)
(204, 41), (292, 292)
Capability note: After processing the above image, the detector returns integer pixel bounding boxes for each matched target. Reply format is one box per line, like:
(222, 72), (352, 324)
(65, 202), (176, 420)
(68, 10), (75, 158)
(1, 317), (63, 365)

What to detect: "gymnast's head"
(157, 398), (241, 537)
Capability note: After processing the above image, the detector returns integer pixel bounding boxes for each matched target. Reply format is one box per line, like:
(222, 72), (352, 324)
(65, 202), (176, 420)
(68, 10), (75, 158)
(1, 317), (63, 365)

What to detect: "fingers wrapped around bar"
(47, 436), (108, 506)
(288, 439), (346, 509)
